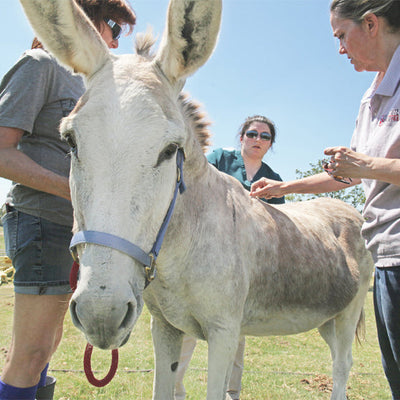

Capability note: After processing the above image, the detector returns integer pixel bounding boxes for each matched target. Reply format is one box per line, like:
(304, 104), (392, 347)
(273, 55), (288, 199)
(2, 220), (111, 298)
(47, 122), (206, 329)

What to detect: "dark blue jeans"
(374, 266), (400, 400)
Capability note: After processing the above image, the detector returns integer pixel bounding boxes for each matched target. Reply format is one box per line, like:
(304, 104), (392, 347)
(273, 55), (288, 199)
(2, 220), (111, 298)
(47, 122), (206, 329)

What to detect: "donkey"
(19, 0), (373, 399)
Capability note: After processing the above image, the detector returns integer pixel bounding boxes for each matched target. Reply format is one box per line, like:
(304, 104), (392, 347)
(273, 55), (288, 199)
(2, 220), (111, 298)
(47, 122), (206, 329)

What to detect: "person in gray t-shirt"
(0, 2), (136, 399)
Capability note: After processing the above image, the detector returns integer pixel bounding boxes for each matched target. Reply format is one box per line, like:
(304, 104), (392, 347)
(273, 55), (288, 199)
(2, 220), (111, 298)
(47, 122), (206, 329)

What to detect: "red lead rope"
(70, 261), (119, 387)
(83, 344), (119, 387)
(69, 261), (80, 292)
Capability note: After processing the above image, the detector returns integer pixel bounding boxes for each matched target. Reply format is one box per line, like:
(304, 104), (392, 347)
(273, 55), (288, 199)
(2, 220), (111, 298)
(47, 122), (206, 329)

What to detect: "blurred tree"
(285, 159), (366, 211)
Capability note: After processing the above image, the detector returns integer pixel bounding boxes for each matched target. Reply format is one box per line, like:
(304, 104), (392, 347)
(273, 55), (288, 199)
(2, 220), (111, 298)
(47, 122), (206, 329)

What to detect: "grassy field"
(0, 229), (392, 399)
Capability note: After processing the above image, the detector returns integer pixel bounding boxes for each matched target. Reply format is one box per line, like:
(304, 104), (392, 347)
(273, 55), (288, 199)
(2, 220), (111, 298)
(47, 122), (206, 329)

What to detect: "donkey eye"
(156, 143), (178, 166)
(164, 144), (178, 158)
(64, 132), (78, 157)
(66, 134), (76, 149)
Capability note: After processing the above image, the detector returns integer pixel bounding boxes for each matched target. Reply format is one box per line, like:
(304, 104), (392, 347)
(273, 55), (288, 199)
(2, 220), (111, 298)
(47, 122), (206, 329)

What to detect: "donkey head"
(19, 0), (221, 349)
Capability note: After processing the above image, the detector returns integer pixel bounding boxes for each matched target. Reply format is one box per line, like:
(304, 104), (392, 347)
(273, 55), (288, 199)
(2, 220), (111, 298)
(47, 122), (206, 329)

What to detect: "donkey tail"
(355, 307), (366, 345)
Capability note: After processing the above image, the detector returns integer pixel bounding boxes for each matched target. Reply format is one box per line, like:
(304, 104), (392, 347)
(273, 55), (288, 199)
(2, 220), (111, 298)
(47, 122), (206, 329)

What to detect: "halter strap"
(151, 148), (186, 258)
(69, 148), (186, 287)
(70, 230), (152, 266)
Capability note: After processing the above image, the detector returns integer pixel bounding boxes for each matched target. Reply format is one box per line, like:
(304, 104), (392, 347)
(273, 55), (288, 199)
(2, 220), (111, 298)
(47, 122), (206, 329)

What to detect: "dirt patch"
(0, 347), (8, 360)
(301, 374), (333, 393)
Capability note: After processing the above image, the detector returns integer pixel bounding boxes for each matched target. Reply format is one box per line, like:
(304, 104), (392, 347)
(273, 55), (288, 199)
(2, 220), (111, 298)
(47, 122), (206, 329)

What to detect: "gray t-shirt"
(0, 49), (85, 226)
(351, 45), (400, 267)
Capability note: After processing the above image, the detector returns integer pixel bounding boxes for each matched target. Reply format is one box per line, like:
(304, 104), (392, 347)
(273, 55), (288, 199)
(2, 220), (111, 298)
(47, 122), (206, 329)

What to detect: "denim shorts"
(1, 208), (73, 295)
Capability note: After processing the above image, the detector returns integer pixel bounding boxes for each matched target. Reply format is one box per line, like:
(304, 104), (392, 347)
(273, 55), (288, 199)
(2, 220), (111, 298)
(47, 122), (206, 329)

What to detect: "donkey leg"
(151, 316), (184, 400)
(318, 319), (345, 399)
(206, 328), (240, 400)
(318, 319), (337, 361)
(329, 319), (354, 400)
(330, 294), (367, 400)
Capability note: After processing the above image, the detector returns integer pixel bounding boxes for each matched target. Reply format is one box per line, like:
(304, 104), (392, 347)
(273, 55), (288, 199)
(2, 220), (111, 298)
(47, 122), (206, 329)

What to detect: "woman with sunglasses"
(251, 1), (400, 398)
(209, 115), (285, 205)
(175, 115), (284, 400)
(0, 2), (135, 399)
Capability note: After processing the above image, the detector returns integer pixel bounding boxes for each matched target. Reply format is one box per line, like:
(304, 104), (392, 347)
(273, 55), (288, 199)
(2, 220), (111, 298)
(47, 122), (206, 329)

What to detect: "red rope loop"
(69, 261), (79, 292)
(71, 261), (119, 387)
(83, 343), (119, 387)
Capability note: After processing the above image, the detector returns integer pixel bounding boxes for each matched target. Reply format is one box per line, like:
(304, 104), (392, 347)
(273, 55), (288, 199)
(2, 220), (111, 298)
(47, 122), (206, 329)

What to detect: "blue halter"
(69, 148), (186, 288)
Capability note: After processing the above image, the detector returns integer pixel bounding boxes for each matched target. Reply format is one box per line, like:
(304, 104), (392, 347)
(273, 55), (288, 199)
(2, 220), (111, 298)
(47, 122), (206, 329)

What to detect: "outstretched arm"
(249, 172), (355, 200)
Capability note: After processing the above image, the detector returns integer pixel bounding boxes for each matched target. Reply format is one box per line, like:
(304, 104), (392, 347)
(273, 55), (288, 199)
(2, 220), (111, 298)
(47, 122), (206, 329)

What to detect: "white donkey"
(19, 0), (373, 399)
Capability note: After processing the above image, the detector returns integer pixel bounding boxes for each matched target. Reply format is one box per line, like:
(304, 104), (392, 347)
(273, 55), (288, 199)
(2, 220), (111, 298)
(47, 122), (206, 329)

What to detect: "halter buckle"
(145, 253), (156, 282)
(70, 246), (80, 263)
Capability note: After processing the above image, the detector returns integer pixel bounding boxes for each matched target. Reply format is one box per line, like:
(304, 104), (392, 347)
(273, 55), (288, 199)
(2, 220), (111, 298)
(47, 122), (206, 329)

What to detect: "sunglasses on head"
(104, 18), (122, 40)
(245, 130), (272, 141)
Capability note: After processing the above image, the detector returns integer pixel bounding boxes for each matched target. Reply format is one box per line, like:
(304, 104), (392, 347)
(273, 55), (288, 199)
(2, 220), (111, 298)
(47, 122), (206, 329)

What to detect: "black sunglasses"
(245, 130), (272, 141)
(104, 18), (122, 40)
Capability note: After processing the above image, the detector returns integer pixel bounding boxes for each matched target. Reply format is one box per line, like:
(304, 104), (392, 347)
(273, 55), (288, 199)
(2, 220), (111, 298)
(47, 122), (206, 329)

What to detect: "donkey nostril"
(69, 300), (83, 331)
(120, 301), (135, 330)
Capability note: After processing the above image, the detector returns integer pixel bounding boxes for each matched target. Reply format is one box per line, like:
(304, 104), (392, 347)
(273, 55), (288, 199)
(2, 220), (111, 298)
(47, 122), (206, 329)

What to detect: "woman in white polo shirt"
(250, 1), (400, 398)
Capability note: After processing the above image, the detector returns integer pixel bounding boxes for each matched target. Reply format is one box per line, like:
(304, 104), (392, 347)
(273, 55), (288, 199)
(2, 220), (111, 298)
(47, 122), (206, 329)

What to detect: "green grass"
(0, 230), (391, 399)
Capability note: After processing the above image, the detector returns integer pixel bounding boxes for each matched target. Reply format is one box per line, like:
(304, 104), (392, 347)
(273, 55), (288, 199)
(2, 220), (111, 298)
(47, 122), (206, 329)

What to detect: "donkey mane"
(135, 30), (212, 154)
(135, 28), (157, 58)
(179, 94), (212, 153)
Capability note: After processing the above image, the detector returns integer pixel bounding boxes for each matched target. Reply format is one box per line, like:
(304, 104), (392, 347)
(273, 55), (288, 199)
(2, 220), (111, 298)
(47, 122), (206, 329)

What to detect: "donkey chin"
(70, 289), (144, 350)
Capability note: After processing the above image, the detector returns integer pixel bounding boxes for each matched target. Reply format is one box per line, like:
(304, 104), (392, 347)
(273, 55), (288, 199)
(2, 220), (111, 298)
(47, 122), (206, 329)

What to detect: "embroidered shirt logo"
(379, 109), (399, 126)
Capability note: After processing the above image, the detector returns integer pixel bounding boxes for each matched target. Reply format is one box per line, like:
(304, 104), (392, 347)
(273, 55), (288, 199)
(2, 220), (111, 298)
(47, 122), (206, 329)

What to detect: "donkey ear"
(19, 0), (110, 78)
(155, 0), (222, 88)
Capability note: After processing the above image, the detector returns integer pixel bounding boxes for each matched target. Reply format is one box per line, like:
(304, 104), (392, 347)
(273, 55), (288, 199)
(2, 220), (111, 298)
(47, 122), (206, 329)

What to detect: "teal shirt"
(207, 148), (285, 204)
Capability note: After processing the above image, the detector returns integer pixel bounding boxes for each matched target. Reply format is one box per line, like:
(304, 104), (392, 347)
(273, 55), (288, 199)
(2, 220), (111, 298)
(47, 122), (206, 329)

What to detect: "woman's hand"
(250, 178), (286, 200)
(324, 147), (371, 179)
(324, 146), (400, 186)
